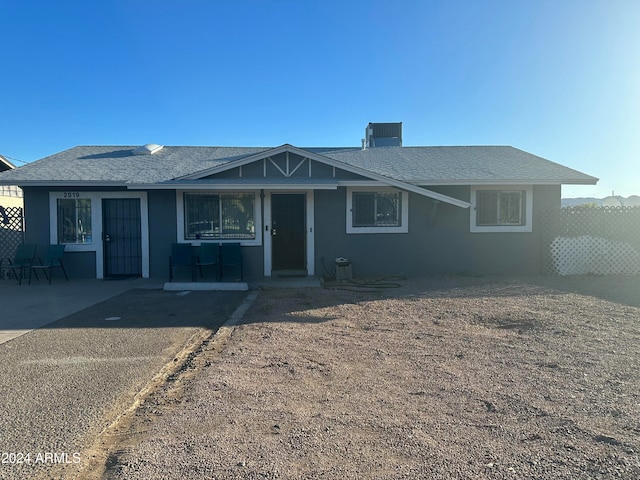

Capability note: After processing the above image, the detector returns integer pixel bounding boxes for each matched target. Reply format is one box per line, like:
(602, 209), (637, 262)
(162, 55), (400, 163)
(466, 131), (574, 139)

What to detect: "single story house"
(0, 123), (598, 280)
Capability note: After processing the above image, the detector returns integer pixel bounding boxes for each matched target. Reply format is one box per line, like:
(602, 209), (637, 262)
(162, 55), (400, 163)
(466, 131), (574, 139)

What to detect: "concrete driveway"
(0, 282), (247, 480)
(0, 277), (163, 344)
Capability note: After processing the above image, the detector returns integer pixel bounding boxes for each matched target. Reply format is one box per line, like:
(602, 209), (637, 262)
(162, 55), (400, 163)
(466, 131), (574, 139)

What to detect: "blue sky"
(1, 0), (638, 197)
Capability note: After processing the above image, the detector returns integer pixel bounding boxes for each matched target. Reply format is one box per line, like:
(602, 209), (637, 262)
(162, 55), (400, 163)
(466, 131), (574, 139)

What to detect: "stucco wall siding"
(147, 190), (176, 278)
(314, 185), (558, 277)
(20, 184), (558, 280)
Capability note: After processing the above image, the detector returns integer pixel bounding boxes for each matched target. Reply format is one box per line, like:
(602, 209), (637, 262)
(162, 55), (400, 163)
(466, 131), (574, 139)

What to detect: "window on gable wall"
(184, 192), (255, 240)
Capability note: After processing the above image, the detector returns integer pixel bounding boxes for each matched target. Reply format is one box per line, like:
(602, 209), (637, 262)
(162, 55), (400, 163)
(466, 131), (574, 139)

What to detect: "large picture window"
(184, 192), (255, 240)
(57, 198), (92, 244)
(347, 187), (408, 234)
(471, 186), (533, 233)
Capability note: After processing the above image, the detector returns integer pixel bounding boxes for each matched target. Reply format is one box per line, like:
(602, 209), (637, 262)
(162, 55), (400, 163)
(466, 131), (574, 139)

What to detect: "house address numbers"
(62, 192), (81, 198)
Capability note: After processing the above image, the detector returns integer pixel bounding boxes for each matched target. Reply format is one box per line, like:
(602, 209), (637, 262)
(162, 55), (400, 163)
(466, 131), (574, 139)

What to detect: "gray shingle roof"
(0, 144), (597, 186)
(319, 146), (597, 184)
(0, 146), (269, 184)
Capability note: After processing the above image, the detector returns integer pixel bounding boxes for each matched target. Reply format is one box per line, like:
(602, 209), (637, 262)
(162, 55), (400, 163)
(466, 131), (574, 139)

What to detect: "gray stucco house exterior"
(0, 123), (597, 280)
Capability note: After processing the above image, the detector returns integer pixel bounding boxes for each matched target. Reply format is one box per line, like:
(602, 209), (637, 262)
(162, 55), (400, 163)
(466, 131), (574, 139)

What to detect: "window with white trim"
(183, 192), (255, 240)
(353, 191), (401, 227)
(347, 187), (408, 234)
(57, 198), (92, 244)
(471, 186), (533, 233)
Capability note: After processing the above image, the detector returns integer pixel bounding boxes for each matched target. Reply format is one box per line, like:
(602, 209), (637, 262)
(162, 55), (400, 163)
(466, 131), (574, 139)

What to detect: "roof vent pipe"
(361, 139), (366, 150)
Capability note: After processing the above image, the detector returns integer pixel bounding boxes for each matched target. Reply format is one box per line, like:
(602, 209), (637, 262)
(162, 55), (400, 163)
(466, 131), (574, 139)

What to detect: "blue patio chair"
(169, 243), (194, 281)
(220, 243), (243, 281)
(0, 244), (38, 285)
(195, 243), (220, 281)
(29, 244), (68, 284)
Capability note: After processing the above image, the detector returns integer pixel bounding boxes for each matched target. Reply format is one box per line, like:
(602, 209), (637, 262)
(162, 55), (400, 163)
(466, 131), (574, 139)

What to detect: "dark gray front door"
(271, 194), (306, 271)
(102, 198), (142, 277)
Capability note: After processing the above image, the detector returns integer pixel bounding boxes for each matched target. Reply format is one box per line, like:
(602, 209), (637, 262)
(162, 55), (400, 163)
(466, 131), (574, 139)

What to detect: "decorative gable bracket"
(265, 152), (310, 178)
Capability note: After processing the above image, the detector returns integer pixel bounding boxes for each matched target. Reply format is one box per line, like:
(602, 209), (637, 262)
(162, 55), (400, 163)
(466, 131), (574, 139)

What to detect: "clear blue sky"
(1, 0), (638, 197)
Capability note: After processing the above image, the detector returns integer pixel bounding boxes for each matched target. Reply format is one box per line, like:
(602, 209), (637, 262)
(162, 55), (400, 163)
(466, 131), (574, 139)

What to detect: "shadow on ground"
(43, 289), (247, 330)
(13, 274), (640, 333)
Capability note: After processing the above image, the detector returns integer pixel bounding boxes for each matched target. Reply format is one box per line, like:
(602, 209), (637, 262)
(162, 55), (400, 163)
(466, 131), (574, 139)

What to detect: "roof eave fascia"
(337, 180), (387, 187)
(558, 178), (599, 185)
(0, 180), (129, 187)
(178, 144), (470, 208)
(126, 182), (339, 190)
(406, 178), (599, 186)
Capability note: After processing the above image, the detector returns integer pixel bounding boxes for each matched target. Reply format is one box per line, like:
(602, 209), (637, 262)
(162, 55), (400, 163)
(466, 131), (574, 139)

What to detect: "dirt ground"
(94, 275), (639, 479)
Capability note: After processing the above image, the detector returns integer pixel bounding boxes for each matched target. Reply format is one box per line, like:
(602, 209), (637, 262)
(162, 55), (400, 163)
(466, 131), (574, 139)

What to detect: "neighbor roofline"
(0, 155), (15, 170)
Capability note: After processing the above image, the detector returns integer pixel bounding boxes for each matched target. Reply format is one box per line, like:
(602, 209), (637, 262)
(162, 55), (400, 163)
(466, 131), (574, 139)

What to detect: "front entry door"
(102, 198), (142, 277)
(271, 194), (306, 271)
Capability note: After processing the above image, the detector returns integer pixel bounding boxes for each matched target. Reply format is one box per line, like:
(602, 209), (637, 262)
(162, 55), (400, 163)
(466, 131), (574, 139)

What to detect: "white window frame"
(50, 192), (98, 251)
(346, 186), (409, 234)
(176, 190), (262, 246)
(470, 185), (533, 233)
(53, 196), (93, 245)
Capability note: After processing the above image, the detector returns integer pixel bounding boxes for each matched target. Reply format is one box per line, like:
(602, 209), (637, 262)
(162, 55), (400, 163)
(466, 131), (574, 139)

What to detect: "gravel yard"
(96, 275), (640, 480)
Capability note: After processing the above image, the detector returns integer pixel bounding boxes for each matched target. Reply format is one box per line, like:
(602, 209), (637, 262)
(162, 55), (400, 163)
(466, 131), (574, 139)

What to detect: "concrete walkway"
(0, 277), (164, 344)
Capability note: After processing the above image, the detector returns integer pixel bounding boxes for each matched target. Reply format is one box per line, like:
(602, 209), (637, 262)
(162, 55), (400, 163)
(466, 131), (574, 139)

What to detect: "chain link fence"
(542, 206), (640, 275)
